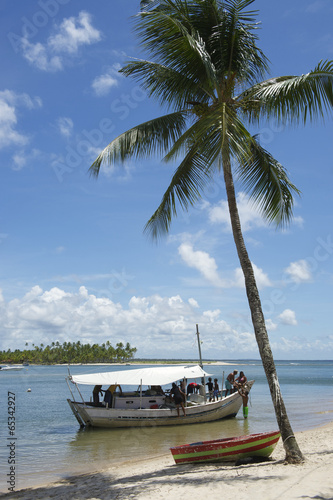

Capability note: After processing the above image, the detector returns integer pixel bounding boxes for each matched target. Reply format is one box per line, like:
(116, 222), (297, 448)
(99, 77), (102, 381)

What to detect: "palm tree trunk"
(221, 150), (303, 463)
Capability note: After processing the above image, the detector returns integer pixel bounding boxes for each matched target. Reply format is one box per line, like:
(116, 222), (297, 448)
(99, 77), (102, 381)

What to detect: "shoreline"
(0, 360), (253, 367)
(2, 420), (333, 499)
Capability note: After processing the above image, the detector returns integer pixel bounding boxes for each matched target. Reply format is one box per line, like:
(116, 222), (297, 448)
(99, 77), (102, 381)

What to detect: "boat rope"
(283, 434), (295, 444)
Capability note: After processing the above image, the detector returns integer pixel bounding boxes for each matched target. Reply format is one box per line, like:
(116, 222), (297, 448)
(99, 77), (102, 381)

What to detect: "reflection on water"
(66, 417), (251, 471)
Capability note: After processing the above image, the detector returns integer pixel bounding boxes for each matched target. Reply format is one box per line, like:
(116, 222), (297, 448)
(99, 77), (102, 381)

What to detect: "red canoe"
(170, 431), (281, 464)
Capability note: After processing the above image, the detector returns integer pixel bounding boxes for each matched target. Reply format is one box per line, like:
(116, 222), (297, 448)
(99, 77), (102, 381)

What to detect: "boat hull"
(67, 388), (248, 429)
(0, 365), (24, 371)
(170, 431), (281, 464)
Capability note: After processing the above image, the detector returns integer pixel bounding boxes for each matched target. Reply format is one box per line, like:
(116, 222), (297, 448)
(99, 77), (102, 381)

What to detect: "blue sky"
(0, 0), (332, 360)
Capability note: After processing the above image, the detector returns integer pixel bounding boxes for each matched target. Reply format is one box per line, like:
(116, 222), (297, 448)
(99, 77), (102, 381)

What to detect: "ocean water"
(0, 360), (332, 492)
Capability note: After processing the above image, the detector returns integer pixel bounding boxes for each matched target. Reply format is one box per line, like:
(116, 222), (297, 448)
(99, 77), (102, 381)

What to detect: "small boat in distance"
(0, 365), (24, 371)
(170, 431), (281, 464)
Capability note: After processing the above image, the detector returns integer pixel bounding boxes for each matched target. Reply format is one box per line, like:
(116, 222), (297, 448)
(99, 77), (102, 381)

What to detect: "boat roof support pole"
(66, 377), (76, 402)
(183, 377), (187, 407)
(140, 379), (142, 409)
(196, 324), (203, 369)
(75, 381), (86, 404)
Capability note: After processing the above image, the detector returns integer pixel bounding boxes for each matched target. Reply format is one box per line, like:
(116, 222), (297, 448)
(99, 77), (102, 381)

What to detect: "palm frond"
(131, 8), (220, 102)
(144, 127), (224, 238)
(120, 59), (214, 110)
(89, 111), (187, 177)
(244, 60), (333, 124)
(208, 0), (269, 86)
(162, 104), (225, 162)
(235, 136), (301, 226)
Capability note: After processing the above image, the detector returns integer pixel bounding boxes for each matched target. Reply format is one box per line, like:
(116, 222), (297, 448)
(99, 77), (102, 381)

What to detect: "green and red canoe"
(170, 431), (281, 464)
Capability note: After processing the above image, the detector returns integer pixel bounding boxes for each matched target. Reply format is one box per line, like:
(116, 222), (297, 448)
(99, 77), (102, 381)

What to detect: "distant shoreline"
(3, 359), (331, 368)
(1, 360), (241, 367)
(29, 360), (243, 367)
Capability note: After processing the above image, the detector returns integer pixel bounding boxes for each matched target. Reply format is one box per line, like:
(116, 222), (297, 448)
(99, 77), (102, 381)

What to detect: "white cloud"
(21, 38), (62, 72)
(0, 90), (42, 150)
(20, 11), (102, 72)
(178, 242), (271, 290)
(265, 318), (278, 331)
(49, 11), (101, 54)
(234, 263), (272, 289)
(279, 309), (298, 326)
(208, 192), (267, 232)
(12, 152), (28, 170)
(0, 286), (330, 358)
(188, 298), (199, 308)
(0, 286), (236, 356)
(12, 148), (41, 170)
(92, 69), (119, 96)
(57, 117), (74, 137)
(284, 259), (312, 283)
(178, 243), (224, 287)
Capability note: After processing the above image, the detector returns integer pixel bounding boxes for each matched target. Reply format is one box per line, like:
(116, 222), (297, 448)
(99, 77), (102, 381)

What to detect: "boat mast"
(196, 324), (203, 369)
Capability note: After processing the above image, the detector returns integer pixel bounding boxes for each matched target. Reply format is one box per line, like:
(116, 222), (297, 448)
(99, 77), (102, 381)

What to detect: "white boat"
(66, 364), (254, 429)
(0, 365), (24, 371)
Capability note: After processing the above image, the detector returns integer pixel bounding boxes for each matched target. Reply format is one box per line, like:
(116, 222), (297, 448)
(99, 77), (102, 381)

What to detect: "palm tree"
(89, 0), (333, 462)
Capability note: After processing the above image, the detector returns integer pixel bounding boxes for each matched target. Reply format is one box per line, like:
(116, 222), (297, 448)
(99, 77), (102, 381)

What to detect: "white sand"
(1, 421), (333, 500)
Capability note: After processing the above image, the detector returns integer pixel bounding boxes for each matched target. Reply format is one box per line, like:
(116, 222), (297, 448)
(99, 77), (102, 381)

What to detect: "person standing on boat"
(179, 378), (187, 394)
(213, 378), (219, 401)
(238, 387), (249, 419)
(92, 385), (103, 406)
(206, 377), (214, 401)
(225, 370), (238, 396)
(104, 384), (122, 407)
(171, 382), (186, 417)
(235, 371), (247, 389)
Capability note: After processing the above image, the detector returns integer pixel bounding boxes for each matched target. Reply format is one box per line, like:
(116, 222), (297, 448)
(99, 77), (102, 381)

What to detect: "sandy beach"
(1, 420), (332, 500)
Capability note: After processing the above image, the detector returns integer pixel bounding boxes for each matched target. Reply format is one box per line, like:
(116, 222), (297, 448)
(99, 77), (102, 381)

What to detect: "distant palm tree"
(90, 0), (333, 463)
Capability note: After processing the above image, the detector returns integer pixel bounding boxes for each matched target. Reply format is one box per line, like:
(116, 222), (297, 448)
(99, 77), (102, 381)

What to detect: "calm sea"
(0, 360), (332, 492)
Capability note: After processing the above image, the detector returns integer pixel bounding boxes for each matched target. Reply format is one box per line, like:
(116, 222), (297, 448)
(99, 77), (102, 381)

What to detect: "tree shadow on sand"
(0, 459), (288, 500)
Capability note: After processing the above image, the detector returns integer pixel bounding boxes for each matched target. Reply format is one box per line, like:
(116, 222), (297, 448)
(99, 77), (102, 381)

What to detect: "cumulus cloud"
(92, 68), (120, 96)
(0, 285), (258, 357)
(0, 286), (331, 358)
(0, 90), (42, 150)
(265, 318), (278, 331)
(48, 11), (101, 54)
(284, 259), (312, 283)
(234, 263), (272, 289)
(279, 309), (298, 326)
(208, 192), (267, 232)
(12, 148), (41, 171)
(20, 11), (102, 72)
(178, 242), (271, 290)
(178, 243), (225, 287)
(21, 38), (62, 72)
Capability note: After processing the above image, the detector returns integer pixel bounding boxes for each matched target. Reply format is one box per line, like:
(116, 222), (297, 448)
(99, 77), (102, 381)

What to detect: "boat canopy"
(69, 364), (210, 386)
